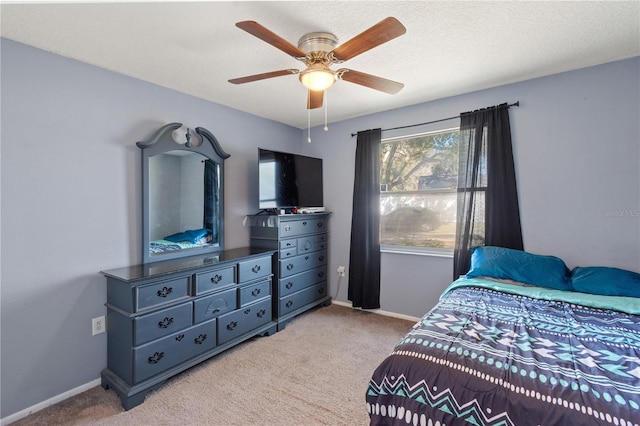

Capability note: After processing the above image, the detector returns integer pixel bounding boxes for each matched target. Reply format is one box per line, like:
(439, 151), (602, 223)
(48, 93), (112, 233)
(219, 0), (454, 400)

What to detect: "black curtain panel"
(453, 103), (523, 279)
(348, 129), (382, 309)
(204, 159), (219, 243)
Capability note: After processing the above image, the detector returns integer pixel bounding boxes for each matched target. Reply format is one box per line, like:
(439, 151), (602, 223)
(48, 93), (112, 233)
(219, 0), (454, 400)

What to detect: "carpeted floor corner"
(10, 304), (415, 425)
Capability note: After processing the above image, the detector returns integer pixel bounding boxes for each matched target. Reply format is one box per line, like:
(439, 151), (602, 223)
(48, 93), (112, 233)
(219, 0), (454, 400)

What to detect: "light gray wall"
(0, 39), (301, 419)
(306, 56), (640, 318)
(2, 37), (639, 420)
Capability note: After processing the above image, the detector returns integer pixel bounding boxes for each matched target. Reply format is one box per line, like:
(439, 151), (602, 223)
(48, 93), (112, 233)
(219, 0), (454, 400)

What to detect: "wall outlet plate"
(92, 315), (106, 336)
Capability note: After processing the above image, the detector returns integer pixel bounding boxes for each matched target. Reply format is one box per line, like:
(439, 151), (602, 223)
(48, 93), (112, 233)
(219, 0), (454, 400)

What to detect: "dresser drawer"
(238, 255), (272, 283)
(217, 299), (272, 345)
(279, 247), (297, 259)
(279, 266), (327, 297)
(296, 235), (328, 254)
(239, 280), (271, 307)
(134, 302), (193, 346)
(279, 282), (328, 316)
(279, 250), (327, 278)
(133, 319), (217, 383)
(296, 236), (315, 254)
(279, 239), (296, 250)
(194, 266), (235, 295)
(314, 234), (328, 251)
(136, 276), (190, 311)
(279, 218), (327, 237)
(193, 288), (237, 323)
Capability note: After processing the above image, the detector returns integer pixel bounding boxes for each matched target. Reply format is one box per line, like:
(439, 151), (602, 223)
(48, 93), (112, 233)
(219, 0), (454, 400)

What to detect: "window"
(380, 129), (459, 253)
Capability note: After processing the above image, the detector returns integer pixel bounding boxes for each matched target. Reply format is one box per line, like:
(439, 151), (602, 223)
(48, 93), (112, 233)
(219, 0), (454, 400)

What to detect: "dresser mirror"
(138, 123), (229, 263)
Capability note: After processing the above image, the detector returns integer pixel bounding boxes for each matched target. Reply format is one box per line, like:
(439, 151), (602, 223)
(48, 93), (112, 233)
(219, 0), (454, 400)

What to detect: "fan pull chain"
(324, 90), (329, 132)
(307, 107), (311, 143)
(307, 89), (312, 143)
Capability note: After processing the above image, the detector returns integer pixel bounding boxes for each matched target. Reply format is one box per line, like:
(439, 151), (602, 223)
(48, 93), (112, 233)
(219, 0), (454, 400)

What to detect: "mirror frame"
(137, 122), (230, 263)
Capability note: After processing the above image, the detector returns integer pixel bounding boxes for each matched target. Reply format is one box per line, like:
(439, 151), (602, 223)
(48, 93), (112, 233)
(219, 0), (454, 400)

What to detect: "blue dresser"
(250, 213), (331, 330)
(100, 247), (276, 410)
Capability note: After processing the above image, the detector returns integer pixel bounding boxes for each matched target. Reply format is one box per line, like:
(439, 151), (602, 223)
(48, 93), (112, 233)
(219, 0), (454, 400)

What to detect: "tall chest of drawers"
(100, 247), (276, 410)
(250, 213), (331, 330)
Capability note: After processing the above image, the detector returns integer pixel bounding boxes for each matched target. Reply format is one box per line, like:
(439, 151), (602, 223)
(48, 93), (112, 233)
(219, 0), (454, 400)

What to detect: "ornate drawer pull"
(304, 256), (309, 260)
(317, 222), (324, 228)
(302, 221), (307, 226)
(227, 321), (238, 330)
(319, 287), (325, 294)
(244, 308), (251, 315)
(257, 309), (266, 318)
(175, 334), (185, 342)
(157, 286), (173, 298)
(287, 264), (294, 271)
(252, 265), (261, 274)
(286, 301), (293, 308)
(318, 272), (325, 278)
(148, 351), (164, 364)
(194, 334), (207, 345)
(319, 255), (325, 262)
(286, 282), (293, 289)
(283, 225), (291, 232)
(158, 317), (174, 328)
(251, 288), (261, 296)
(286, 242), (293, 247)
(210, 274), (222, 284)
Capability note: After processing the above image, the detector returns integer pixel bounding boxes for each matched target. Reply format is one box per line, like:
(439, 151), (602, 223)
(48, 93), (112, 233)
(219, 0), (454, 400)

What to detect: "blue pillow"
(466, 246), (571, 290)
(164, 229), (208, 244)
(571, 266), (640, 297)
(184, 228), (209, 242)
(164, 232), (191, 243)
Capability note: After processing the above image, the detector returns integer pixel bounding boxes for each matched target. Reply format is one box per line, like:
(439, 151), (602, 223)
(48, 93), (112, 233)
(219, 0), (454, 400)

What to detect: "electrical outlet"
(92, 315), (106, 336)
(337, 266), (346, 277)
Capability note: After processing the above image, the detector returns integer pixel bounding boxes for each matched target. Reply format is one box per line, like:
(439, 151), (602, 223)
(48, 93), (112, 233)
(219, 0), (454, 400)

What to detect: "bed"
(149, 239), (204, 253)
(367, 247), (640, 425)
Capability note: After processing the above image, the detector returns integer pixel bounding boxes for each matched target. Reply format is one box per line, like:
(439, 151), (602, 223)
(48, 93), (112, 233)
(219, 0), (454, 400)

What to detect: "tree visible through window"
(380, 129), (459, 250)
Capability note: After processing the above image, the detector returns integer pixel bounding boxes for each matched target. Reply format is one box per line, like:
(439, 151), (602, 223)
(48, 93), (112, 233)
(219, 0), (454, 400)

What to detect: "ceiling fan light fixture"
(299, 66), (336, 91)
(231, 18), (407, 108)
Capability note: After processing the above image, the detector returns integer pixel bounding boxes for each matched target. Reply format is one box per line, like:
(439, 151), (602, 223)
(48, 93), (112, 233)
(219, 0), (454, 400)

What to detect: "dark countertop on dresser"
(100, 247), (275, 282)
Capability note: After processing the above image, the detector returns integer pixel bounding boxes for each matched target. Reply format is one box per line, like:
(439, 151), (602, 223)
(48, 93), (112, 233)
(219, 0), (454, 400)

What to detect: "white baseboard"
(331, 299), (421, 323)
(0, 378), (101, 426)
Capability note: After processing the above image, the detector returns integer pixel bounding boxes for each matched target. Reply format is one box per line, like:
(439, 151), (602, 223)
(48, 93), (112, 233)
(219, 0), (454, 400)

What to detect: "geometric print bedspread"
(367, 279), (640, 425)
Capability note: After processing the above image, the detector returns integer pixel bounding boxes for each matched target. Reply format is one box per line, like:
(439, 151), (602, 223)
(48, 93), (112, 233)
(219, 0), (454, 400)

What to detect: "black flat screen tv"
(258, 148), (324, 210)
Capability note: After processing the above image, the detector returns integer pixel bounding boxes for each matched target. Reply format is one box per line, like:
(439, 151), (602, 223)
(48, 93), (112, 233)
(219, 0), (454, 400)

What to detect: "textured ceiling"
(2, 1), (639, 129)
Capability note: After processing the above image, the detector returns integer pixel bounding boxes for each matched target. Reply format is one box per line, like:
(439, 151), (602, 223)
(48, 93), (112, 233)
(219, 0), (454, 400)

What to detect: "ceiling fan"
(228, 17), (406, 109)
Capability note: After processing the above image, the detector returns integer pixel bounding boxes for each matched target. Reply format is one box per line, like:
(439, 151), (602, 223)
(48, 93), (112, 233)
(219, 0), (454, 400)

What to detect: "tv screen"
(259, 148), (324, 210)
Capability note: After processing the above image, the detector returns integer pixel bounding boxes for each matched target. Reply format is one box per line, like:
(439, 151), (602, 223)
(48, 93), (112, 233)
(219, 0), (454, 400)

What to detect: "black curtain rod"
(350, 101), (520, 137)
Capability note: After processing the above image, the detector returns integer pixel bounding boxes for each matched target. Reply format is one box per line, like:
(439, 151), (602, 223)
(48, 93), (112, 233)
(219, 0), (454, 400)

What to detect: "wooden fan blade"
(307, 90), (324, 109)
(228, 69), (299, 84)
(337, 69), (404, 94)
(330, 17), (406, 62)
(236, 21), (307, 59)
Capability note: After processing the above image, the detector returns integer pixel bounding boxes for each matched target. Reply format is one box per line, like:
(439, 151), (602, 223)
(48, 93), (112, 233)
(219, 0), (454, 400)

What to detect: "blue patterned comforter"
(367, 278), (640, 425)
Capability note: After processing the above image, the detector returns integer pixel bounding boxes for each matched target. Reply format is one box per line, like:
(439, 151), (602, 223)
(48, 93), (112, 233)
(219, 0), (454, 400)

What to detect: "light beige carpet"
(11, 304), (415, 425)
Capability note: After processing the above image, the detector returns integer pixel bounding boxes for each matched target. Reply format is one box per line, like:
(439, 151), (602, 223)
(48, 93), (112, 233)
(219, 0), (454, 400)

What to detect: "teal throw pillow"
(466, 246), (571, 291)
